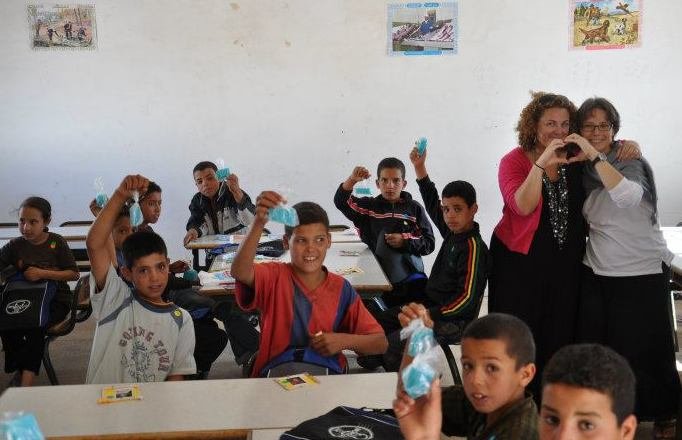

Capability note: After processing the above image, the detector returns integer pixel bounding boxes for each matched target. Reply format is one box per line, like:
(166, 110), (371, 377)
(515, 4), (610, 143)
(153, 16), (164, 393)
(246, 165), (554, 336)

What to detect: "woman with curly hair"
(488, 92), (638, 397)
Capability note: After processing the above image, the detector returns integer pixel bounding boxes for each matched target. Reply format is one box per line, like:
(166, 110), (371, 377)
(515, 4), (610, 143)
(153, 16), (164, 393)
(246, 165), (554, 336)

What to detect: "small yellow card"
(98, 385), (143, 404)
(274, 372), (319, 391)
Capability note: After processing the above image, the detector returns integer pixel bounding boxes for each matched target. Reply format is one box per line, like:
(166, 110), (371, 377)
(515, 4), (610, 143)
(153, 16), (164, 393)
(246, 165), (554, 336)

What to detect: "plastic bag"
(400, 318), (437, 357)
(0, 412), (45, 440)
(416, 137), (428, 156)
(215, 158), (230, 181)
(269, 205), (299, 227)
(354, 179), (373, 196)
(400, 318), (440, 399)
(129, 191), (144, 227)
(94, 177), (108, 208)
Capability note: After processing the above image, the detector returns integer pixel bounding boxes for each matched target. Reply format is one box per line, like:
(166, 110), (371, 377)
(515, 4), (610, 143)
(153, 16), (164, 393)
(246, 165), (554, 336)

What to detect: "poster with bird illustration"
(571, 1), (640, 50)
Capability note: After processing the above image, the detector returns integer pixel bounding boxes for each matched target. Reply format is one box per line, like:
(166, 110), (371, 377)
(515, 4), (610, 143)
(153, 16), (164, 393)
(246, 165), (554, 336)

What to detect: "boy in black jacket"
(183, 161), (256, 249)
(378, 147), (490, 371)
(334, 157), (435, 309)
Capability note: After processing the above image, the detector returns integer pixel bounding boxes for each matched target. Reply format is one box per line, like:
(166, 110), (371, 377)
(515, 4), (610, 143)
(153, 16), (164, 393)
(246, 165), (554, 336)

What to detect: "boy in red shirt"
(231, 192), (388, 377)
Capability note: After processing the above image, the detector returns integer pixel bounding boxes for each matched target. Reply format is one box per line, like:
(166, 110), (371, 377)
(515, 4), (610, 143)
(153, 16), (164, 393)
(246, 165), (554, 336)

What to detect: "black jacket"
(186, 182), (256, 236)
(334, 184), (435, 282)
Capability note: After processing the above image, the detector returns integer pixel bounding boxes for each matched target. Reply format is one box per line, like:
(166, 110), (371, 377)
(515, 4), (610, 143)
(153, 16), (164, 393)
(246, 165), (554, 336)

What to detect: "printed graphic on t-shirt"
(118, 325), (171, 381)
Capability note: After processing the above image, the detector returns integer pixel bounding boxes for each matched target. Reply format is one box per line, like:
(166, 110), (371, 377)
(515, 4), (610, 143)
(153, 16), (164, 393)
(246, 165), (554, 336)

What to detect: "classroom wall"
(1, 0), (681, 265)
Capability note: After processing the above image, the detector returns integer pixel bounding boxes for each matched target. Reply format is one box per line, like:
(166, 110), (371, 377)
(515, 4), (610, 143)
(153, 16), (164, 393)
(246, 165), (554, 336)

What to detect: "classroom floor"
(0, 296), (678, 439)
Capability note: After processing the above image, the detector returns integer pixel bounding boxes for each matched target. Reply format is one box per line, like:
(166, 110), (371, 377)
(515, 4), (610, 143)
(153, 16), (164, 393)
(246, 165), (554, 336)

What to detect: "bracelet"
(534, 162), (545, 172)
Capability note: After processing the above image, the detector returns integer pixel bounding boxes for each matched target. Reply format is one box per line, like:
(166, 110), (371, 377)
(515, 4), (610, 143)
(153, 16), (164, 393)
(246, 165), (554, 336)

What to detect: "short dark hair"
(463, 313), (535, 369)
(193, 161), (217, 174)
(577, 97), (621, 137)
(284, 201), (330, 237)
(121, 231), (168, 269)
(145, 181), (162, 195)
(377, 157), (406, 180)
(20, 197), (51, 222)
(442, 180), (477, 207)
(543, 343), (635, 425)
(516, 92), (577, 151)
(116, 205), (130, 220)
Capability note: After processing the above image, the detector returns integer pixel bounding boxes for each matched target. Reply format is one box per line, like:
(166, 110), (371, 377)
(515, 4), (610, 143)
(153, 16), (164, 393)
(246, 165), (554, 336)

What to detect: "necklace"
(542, 166), (569, 249)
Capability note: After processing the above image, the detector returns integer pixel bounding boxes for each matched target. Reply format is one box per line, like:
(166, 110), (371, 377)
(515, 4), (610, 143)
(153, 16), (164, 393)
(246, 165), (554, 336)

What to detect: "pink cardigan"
(493, 147), (542, 255)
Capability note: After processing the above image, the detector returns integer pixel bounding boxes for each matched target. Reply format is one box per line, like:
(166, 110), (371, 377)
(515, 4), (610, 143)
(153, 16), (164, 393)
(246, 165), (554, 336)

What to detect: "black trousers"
(0, 299), (69, 375)
(577, 264), (681, 420)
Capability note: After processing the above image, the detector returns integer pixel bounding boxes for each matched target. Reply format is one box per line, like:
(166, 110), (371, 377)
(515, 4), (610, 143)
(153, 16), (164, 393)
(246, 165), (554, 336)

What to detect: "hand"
(115, 175), (150, 200)
(254, 191), (285, 224)
(225, 174), (244, 203)
(310, 331), (345, 356)
(536, 138), (570, 168)
(398, 303), (434, 328)
(23, 266), (45, 282)
(409, 147), (427, 166)
(169, 260), (189, 274)
(183, 228), (198, 246)
(564, 133), (598, 160)
(616, 140), (642, 161)
(393, 379), (442, 440)
(384, 233), (405, 249)
(89, 198), (101, 217)
(349, 166), (371, 184)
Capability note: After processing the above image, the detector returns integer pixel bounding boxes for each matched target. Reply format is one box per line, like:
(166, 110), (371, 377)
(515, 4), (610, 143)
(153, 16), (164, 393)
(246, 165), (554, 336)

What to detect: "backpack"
(280, 406), (404, 440)
(0, 278), (57, 330)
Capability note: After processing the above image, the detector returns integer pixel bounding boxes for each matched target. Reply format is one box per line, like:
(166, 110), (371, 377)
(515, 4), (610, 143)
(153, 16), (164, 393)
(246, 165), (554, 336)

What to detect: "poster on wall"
(388, 2), (458, 56)
(28, 4), (97, 50)
(570, 1), (640, 50)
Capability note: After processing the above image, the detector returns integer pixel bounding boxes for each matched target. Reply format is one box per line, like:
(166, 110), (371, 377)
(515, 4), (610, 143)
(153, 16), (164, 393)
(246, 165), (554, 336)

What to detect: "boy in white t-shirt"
(85, 174), (196, 384)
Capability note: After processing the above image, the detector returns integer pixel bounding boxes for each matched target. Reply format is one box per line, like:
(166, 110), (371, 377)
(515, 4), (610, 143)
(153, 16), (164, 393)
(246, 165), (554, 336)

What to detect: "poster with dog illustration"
(28, 4), (97, 50)
(388, 2), (458, 56)
(571, 1), (640, 50)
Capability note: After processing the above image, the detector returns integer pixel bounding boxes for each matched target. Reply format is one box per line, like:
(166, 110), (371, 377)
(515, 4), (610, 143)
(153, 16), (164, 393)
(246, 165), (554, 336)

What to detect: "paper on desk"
(198, 270), (235, 286)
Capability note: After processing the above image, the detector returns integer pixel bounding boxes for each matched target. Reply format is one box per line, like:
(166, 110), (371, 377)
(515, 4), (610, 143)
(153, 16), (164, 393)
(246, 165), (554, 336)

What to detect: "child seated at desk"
(86, 174), (196, 383)
(231, 192), (388, 377)
(394, 311), (539, 440)
(183, 161), (256, 268)
(333, 157), (435, 309)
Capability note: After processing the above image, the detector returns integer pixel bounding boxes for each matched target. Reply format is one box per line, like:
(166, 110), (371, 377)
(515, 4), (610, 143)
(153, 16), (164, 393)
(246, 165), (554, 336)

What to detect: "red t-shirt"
(235, 262), (382, 377)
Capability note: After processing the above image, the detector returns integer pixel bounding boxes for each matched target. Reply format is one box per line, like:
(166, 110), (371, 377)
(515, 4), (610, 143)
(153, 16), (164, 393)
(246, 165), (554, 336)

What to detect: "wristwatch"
(591, 151), (607, 165)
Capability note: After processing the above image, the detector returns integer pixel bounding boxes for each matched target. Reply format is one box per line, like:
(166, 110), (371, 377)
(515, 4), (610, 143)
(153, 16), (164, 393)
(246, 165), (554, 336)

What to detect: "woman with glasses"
(489, 92), (638, 398)
(566, 97), (679, 438)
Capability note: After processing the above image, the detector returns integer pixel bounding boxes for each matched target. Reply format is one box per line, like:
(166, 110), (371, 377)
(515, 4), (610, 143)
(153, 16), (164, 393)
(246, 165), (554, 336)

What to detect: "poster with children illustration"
(570, 1), (640, 50)
(28, 4), (97, 50)
(388, 2), (458, 56)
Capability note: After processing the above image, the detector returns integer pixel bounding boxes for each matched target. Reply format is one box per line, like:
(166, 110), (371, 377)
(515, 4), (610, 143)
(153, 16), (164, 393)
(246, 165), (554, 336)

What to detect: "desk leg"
(192, 249), (200, 271)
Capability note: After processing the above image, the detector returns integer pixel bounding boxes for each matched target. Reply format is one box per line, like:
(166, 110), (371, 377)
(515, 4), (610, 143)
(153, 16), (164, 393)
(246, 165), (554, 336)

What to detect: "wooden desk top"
(0, 373), (398, 439)
(200, 242), (391, 296)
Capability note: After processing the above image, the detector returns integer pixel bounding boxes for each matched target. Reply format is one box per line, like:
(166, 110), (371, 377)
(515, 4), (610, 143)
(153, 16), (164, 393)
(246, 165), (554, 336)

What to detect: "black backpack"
(0, 279), (57, 330)
(280, 406), (404, 440)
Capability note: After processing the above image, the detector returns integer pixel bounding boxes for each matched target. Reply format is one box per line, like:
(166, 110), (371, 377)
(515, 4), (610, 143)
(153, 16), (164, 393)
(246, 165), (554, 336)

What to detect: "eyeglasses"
(581, 122), (612, 132)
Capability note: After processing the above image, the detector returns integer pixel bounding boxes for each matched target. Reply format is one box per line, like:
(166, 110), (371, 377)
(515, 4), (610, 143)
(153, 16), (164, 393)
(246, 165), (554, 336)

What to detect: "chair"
(437, 292), (488, 386)
(59, 220), (93, 227)
(42, 275), (92, 385)
(0, 222), (18, 228)
(70, 247), (91, 273)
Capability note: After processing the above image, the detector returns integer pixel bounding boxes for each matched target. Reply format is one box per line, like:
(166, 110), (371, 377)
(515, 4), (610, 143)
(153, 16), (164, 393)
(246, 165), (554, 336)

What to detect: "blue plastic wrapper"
(216, 167), (230, 181)
(130, 191), (143, 227)
(407, 326), (436, 357)
(401, 358), (437, 399)
(0, 412), (45, 440)
(95, 192), (108, 208)
(269, 206), (299, 227)
(416, 137), (428, 156)
(354, 186), (372, 196)
(183, 269), (199, 282)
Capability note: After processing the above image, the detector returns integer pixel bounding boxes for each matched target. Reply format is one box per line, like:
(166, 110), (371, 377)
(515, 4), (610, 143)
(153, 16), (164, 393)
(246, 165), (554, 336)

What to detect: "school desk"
(0, 372), (398, 439)
(200, 242), (392, 296)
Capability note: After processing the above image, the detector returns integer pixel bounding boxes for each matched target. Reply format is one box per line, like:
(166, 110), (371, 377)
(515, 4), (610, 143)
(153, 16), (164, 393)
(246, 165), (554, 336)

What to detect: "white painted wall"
(1, 0), (681, 265)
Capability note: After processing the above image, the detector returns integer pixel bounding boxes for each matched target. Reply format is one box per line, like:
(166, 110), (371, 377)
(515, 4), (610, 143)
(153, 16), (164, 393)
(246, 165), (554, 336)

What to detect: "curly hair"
(516, 92), (577, 151)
